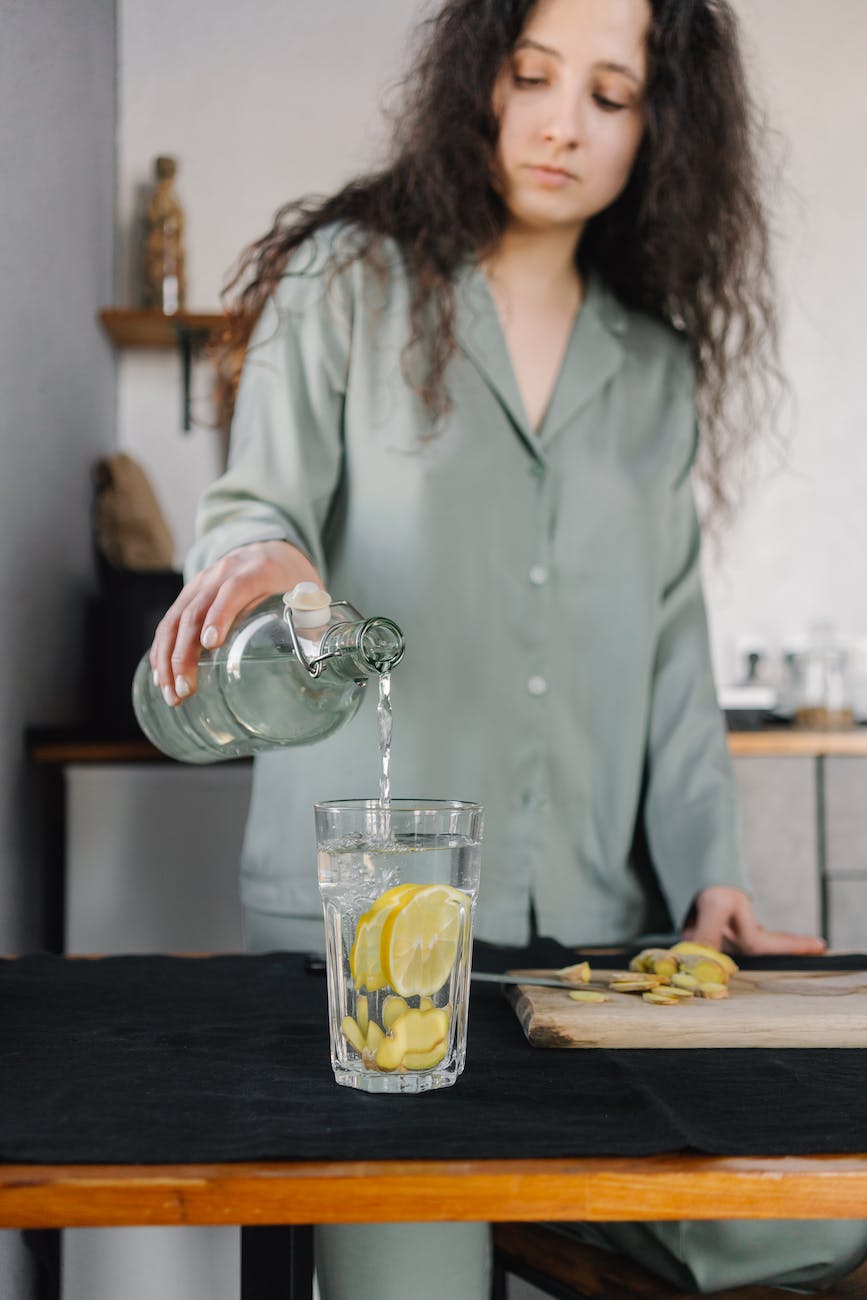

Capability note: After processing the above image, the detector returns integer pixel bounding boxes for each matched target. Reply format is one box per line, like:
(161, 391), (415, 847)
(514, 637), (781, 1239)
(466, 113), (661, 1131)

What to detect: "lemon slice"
(380, 884), (467, 998)
(349, 908), (389, 991)
(371, 884), (418, 913)
(349, 886), (420, 990)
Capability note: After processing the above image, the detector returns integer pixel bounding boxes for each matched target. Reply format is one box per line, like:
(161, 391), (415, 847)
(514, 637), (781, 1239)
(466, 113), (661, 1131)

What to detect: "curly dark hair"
(216, 0), (779, 522)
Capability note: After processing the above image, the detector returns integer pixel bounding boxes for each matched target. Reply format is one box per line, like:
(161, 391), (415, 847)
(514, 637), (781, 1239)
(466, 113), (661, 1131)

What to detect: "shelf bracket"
(175, 325), (213, 432)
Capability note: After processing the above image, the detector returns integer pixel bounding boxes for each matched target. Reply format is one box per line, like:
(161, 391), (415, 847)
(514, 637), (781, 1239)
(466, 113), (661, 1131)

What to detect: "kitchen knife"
(471, 971), (606, 990)
(305, 954), (603, 991)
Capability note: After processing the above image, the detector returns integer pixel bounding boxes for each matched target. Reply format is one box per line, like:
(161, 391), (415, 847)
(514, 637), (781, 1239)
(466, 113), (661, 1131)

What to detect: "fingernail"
(162, 684), (177, 706)
(175, 675), (191, 698)
(152, 669), (159, 687)
(201, 625), (218, 649)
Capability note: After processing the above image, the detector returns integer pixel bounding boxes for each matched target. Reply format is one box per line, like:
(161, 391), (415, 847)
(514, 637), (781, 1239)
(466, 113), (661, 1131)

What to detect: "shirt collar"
(454, 259), (628, 451)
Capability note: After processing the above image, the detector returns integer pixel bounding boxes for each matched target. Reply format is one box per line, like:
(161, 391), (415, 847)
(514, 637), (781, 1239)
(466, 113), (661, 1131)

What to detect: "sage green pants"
(244, 908), (867, 1298)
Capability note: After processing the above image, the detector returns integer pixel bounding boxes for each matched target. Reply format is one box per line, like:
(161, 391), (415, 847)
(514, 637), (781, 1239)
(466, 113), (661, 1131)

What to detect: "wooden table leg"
(240, 1225), (314, 1300)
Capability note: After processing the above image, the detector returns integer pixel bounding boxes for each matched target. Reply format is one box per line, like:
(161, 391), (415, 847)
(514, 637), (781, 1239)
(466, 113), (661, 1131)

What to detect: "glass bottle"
(775, 639), (806, 722)
(143, 155), (186, 315)
(132, 584), (405, 763)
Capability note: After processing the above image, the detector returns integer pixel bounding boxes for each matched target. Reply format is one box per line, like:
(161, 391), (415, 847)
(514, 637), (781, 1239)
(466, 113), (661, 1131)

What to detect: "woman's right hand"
(150, 540), (324, 705)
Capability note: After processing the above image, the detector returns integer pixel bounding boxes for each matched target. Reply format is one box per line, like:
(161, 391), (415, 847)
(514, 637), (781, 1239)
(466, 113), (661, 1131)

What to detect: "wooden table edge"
(3, 1154), (867, 1228)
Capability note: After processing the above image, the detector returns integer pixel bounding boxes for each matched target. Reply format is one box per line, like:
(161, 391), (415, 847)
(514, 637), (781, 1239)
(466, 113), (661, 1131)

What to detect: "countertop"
(727, 729), (867, 757)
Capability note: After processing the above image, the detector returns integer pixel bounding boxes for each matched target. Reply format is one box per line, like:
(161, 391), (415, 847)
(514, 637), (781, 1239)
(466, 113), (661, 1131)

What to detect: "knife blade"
(305, 954), (605, 992)
(471, 971), (606, 990)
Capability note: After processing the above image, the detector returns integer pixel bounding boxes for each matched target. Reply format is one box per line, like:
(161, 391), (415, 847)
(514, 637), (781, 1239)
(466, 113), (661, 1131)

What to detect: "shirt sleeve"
(642, 419), (751, 932)
(184, 232), (352, 583)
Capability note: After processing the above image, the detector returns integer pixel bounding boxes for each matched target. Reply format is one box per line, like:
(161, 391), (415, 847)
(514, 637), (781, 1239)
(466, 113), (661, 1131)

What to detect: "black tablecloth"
(2, 943), (866, 1165)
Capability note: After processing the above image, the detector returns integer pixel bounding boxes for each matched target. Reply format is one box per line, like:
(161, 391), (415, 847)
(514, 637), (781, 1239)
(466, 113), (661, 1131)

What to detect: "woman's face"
(492, 0), (650, 238)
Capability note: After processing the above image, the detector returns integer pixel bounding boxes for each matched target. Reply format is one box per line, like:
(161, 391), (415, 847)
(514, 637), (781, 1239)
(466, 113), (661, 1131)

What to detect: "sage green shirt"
(187, 226), (748, 946)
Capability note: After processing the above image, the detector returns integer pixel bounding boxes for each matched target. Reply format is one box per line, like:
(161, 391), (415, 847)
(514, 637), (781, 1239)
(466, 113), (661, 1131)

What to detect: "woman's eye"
(593, 93), (628, 112)
(514, 74), (547, 88)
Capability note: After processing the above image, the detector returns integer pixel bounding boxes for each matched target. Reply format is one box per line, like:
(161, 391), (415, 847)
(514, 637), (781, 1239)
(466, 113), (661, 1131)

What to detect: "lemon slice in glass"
(349, 907), (391, 991)
(349, 885), (420, 990)
(370, 884), (418, 914)
(380, 884), (467, 998)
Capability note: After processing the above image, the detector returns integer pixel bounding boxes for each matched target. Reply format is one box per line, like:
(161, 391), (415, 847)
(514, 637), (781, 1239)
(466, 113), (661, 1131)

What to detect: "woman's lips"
(526, 164), (576, 187)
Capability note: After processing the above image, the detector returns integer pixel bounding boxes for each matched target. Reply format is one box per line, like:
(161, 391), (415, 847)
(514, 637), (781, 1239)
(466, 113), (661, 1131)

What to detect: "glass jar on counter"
(793, 622), (854, 731)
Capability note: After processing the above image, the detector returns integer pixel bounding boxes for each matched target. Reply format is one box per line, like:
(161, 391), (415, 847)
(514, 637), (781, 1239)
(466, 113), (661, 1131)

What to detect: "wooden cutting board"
(507, 969), (867, 1048)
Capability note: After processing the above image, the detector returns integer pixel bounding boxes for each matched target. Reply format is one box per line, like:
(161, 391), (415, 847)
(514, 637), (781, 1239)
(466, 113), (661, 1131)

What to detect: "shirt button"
(527, 675), (548, 697)
(529, 565), (548, 586)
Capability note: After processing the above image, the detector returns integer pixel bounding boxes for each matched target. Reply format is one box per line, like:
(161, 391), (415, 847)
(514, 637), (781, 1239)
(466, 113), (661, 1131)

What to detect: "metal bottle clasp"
(283, 601), (355, 679)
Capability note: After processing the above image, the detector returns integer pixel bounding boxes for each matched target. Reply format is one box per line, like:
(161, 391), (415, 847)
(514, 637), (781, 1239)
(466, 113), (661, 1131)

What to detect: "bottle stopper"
(283, 582), (331, 630)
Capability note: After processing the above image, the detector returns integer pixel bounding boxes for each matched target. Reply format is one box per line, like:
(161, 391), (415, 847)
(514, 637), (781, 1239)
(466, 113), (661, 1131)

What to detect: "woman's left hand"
(682, 886), (827, 956)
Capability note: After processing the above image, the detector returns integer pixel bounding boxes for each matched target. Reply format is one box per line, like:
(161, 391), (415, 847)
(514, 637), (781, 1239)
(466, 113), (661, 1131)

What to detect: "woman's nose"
(543, 90), (584, 148)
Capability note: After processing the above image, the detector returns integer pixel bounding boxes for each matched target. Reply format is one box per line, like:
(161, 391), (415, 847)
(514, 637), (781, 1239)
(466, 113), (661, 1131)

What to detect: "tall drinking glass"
(315, 799), (483, 1094)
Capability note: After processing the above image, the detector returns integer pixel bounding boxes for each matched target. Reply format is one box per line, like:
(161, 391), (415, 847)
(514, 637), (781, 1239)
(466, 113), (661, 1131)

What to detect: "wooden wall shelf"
(98, 308), (225, 349)
(98, 307), (227, 430)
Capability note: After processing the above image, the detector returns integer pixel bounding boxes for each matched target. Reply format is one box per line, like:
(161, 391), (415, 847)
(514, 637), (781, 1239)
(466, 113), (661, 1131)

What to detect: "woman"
(151, 0), (866, 1293)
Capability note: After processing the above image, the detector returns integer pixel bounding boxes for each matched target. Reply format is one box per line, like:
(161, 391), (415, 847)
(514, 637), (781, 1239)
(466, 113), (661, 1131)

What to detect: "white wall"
(0, 0), (116, 1291)
(115, 0), (867, 682)
(115, 0), (427, 563)
(704, 0), (867, 681)
(0, 0), (116, 935)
